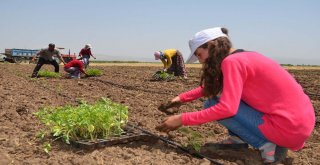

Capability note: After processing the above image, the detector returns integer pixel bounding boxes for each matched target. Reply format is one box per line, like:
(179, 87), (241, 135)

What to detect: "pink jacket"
(179, 51), (315, 151)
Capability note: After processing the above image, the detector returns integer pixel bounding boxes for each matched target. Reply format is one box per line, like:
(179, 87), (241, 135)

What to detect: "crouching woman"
(64, 59), (88, 79)
(156, 27), (315, 163)
(154, 49), (187, 79)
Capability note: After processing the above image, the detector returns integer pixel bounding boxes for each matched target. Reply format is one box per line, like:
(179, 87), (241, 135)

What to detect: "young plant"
(37, 70), (61, 78)
(43, 143), (52, 154)
(178, 127), (204, 152)
(86, 68), (103, 77)
(152, 71), (175, 81)
(36, 130), (46, 140)
(34, 98), (128, 144)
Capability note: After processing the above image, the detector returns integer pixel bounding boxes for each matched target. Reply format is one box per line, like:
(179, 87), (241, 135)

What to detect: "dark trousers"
(32, 58), (59, 75)
(167, 51), (187, 77)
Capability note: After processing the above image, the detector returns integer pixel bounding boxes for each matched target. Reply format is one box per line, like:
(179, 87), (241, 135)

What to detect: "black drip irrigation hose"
(127, 123), (224, 165)
(91, 78), (176, 95)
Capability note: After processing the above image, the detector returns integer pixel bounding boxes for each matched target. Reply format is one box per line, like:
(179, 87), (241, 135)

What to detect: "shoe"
(259, 142), (288, 164)
(259, 142), (276, 163)
(70, 76), (78, 79)
(31, 73), (37, 78)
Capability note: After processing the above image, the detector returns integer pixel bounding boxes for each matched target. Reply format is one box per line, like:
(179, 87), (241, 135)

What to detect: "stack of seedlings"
(86, 68), (103, 77)
(37, 70), (61, 78)
(152, 70), (175, 81)
(34, 98), (128, 147)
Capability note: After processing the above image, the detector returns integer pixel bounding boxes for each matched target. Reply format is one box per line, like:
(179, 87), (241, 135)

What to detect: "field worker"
(156, 27), (315, 163)
(154, 49), (187, 79)
(79, 44), (96, 68)
(31, 43), (66, 78)
(64, 59), (88, 79)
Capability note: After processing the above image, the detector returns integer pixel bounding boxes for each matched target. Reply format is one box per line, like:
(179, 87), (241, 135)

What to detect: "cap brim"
(186, 54), (198, 63)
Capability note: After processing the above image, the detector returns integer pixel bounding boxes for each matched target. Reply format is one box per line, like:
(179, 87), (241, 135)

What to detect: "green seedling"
(34, 98), (128, 144)
(178, 127), (204, 152)
(43, 143), (52, 154)
(36, 130), (46, 140)
(38, 70), (60, 78)
(86, 68), (103, 77)
(152, 71), (175, 81)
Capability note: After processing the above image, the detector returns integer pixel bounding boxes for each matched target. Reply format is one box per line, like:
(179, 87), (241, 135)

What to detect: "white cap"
(85, 44), (92, 49)
(186, 27), (228, 63)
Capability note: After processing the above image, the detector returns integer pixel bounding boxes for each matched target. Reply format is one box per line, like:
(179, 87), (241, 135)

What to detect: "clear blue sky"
(1, 0), (319, 64)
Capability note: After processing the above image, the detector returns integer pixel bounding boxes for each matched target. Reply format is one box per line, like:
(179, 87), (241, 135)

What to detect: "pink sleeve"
(181, 59), (246, 126)
(179, 86), (204, 102)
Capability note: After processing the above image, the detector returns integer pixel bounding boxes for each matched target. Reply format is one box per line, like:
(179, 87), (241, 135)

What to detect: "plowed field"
(0, 63), (319, 165)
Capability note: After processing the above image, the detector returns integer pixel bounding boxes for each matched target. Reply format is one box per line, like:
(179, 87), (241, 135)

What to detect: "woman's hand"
(158, 96), (182, 115)
(171, 96), (181, 103)
(155, 114), (182, 133)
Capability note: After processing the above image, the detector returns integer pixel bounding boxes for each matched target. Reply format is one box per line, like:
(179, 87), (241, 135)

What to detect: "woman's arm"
(79, 49), (83, 57)
(179, 86), (204, 102)
(166, 55), (172, 68)
(160, 59), (167, 69)
(181, 59), (246, 126)
(89, 49), (96, 59)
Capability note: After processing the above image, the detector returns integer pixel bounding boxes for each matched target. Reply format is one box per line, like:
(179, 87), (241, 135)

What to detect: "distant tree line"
(281, 64), (319, 67)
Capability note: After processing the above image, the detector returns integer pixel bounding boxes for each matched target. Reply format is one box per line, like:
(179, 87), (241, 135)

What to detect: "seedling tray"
(70, 125), (152, 150)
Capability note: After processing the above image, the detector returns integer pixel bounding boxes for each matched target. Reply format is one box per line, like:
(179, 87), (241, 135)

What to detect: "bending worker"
(31, 43), (66, 78)
(156, 27), (315, 163)
(154, 49), (187, 79)
(64, 59), (88, 79)
(79, 44), (96, 68)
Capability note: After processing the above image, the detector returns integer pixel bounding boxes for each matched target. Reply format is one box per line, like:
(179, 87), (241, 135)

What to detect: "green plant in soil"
(34, 98), (128, 144)
(159, 71), (173, 79)
(43, 143), (52, 154)
(37, 70), (61, 78)
(153, 71), (175, 81)
(86, 68), (103, 76)
(178, 127), (204, 152)
(36, 130), (46, 140)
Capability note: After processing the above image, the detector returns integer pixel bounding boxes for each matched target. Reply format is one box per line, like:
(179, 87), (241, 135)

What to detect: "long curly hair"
(200, 28), (232, 98)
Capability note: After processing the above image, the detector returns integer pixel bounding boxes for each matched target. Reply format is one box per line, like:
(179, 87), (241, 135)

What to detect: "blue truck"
(1, 48), (77, 64)
(2, 48), (39, 63)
